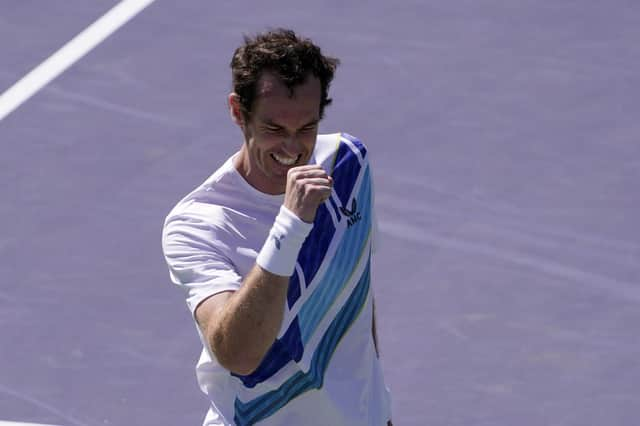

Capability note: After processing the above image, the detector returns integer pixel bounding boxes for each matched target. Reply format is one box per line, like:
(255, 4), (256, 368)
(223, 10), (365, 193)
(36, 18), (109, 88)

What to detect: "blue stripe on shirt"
(233, 260), (371, 426)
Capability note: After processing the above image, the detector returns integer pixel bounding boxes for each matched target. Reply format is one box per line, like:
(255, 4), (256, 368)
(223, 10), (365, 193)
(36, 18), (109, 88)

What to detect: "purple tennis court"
(1, 1), (639, 425)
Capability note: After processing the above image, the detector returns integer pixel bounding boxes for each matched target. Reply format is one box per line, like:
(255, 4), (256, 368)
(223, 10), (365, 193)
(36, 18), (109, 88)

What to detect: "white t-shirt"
(162, 133), (391, 426)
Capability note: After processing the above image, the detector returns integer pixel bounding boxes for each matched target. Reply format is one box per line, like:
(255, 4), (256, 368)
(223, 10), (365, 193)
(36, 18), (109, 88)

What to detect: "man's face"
(234, 72), (322, 195)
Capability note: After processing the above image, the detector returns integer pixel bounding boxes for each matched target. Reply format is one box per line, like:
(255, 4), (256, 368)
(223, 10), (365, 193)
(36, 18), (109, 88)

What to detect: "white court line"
(0, 422), (60, 426)
(0, 0), (157, 122)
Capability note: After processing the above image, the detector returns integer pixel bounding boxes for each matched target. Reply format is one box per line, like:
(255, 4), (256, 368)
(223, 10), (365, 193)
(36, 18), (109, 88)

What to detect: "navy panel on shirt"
(287, 271), (301, 309)
(232, 318), (304, 388)
(341, 133), (367, 160)
(297, 203), (336, 291)
(332, 141), (362, 209)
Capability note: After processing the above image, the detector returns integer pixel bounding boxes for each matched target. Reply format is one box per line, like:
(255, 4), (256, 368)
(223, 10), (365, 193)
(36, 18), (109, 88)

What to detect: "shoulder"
(162, 156), (241, 244)
(162, 201), (230, 257)
(337, 132), (368, 158)
(314, 132), (369, 173)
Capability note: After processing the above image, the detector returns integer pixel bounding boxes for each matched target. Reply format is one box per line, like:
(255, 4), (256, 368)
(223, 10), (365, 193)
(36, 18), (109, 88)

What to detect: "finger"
(307, 184), (332, 200)
(298, 177), (332, 187)
(291, 164), (325, 170)
(321, 190), (333, 202)
(290, 164), (327, 174)
(288, 165), (327, 176)
(289, 169), (329, 180)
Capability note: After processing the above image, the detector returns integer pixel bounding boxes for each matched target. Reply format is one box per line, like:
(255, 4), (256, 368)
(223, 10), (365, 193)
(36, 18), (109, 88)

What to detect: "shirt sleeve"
(162, 211), (242, 315)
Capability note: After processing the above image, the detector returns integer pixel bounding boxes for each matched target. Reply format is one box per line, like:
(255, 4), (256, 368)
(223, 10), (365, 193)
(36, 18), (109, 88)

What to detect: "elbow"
(216, 350), (261, 376)
(225, 359), (261, 376)
(208, 329), (263, 376)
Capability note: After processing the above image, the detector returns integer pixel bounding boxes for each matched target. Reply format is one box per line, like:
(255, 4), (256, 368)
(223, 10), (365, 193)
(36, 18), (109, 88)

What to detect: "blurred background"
(1, 1), (639, 425)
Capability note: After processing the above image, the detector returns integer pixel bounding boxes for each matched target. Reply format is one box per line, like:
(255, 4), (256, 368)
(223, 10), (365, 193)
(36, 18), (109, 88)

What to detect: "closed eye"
(264, 126), (284, 134)
(261, 121), (317, 135)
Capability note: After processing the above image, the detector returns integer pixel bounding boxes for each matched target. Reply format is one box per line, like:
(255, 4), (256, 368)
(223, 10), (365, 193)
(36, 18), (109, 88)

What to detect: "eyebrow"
(262, 118), (319, 129)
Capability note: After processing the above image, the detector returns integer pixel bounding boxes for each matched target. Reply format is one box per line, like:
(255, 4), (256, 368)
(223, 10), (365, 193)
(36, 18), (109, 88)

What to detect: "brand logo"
(339, 198), (362, 228)
(271, 233), (284, 250)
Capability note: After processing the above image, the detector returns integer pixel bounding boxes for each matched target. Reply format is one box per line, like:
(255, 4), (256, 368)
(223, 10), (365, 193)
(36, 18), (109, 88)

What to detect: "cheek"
(254, 132), (283, 152)
(300, 133), (317, 150)
(260, 133), (282, 144)
(249, 134), (278, 159)
(242, 124), (255, 145)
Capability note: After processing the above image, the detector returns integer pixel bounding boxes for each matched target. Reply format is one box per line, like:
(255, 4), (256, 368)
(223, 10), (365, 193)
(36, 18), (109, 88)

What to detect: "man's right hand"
(283, 165), (333, 223)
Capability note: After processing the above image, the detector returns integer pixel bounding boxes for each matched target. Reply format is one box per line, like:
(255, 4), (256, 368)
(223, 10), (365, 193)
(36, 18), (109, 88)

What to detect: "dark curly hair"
(230, 29), (340, 120)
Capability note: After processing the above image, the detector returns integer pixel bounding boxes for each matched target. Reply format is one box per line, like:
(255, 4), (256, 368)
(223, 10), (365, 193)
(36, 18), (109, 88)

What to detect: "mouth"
(271, 153), (300, 166)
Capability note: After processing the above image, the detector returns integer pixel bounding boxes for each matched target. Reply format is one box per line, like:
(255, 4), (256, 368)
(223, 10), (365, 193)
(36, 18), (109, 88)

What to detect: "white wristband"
(256, 206), (313, 277)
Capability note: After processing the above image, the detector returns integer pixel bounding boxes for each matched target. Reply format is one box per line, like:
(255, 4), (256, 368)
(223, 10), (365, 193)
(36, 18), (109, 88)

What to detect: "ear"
(228, 93), (245, 127)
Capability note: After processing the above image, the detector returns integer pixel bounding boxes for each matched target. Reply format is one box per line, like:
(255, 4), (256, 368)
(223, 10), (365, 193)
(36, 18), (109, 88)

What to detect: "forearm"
(209, 265), (289, 374)
(201, 167), (331, 375)
(372, 297), (380, 357)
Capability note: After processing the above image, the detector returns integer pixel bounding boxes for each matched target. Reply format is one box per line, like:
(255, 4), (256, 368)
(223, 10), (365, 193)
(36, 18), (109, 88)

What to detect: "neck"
(233, 147), (285, 195)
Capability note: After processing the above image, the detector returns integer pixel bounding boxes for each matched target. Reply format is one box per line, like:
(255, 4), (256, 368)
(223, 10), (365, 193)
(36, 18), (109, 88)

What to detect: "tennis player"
(162, 29), (392, 426)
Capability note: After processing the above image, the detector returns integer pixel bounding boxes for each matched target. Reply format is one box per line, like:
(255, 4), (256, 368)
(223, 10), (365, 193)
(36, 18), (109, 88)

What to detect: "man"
(162, 29), (392, 426)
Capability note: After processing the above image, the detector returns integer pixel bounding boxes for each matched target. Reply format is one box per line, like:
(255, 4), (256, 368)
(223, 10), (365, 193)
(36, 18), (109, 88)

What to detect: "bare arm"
(195, 165), (332, 375)
(373, 299), (393, 426)
(195, 265), (289, 375)
(372, 297), (380, 358)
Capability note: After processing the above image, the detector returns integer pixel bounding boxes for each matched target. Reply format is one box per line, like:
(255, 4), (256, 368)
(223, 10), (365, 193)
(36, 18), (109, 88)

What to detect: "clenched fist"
(283, 165), (333, 223)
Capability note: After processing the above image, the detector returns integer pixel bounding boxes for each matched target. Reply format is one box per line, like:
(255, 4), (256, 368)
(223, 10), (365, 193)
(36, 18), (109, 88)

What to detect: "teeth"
(272, 153), (297, 166)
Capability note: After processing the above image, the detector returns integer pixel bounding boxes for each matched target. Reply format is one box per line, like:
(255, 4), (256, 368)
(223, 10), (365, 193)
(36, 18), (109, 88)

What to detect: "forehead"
(252, 72), (321, 123)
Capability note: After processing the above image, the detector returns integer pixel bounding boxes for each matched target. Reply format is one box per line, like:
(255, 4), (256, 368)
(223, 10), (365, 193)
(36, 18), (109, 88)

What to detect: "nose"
(282, 135), (303, 156)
